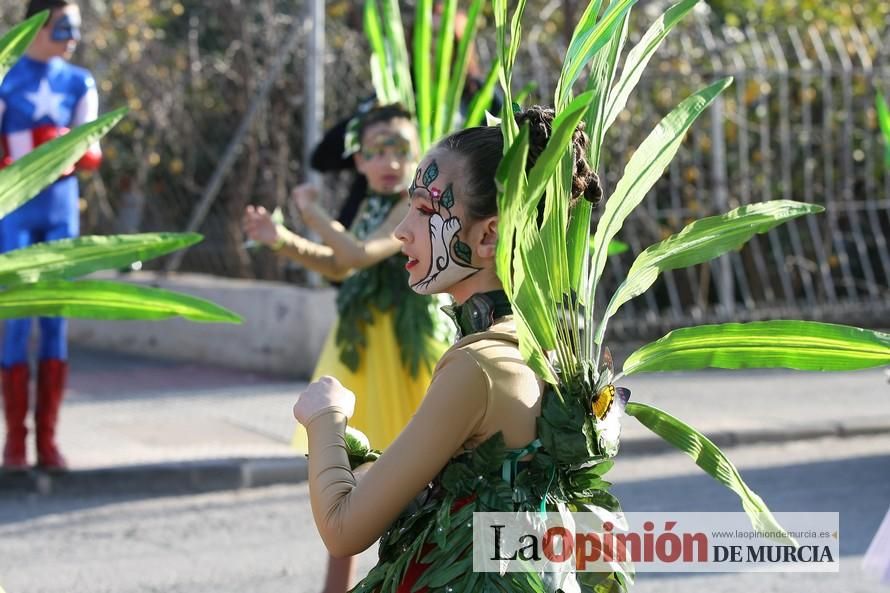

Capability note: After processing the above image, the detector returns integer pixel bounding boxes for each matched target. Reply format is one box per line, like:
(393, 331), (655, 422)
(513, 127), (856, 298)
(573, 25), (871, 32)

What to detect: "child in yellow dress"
(242, 103), (448, 593)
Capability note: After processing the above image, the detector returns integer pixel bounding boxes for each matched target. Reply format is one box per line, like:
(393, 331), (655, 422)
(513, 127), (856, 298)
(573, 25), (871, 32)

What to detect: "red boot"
(36, 359), (68, 471)
(2, 363), (30, 470)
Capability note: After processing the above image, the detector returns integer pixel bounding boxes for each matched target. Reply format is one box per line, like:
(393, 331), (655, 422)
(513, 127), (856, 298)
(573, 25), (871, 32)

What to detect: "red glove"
(32, 125), (102, 173)
(32, 126), (74, 176)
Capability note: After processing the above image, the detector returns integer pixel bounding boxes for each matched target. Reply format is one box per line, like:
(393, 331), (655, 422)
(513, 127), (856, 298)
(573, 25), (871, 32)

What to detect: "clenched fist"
(293, 375), (356, 426)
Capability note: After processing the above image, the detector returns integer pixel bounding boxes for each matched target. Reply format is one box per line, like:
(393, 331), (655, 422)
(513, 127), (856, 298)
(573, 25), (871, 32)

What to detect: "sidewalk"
(1, 346), (888, 496)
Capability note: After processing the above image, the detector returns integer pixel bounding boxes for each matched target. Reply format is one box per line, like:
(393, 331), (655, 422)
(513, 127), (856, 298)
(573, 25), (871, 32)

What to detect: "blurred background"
(1, 0), (888, 341)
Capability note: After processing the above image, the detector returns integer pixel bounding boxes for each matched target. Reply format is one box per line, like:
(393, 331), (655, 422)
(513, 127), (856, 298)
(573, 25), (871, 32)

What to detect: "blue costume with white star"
(0, 54), (101, 366)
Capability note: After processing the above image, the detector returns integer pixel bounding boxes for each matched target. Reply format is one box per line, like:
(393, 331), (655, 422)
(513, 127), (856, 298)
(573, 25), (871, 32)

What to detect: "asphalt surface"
(1, 433), (887, 593)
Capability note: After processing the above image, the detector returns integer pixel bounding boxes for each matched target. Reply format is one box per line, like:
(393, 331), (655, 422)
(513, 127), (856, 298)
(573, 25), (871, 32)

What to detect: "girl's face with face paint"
(395, 148), (498, 301)
(353, 118), (419, 195)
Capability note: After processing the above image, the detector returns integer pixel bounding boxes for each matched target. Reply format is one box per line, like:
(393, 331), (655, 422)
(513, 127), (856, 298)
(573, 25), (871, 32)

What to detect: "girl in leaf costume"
(293, 0), (890, 589)
(292, 107), (617, 593)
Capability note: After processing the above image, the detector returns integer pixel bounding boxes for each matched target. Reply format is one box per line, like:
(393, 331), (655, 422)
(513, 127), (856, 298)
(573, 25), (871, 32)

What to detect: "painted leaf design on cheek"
(453, 239), (473, 265)
(422, 160), (439, 186)
(440, 184), (454, 209)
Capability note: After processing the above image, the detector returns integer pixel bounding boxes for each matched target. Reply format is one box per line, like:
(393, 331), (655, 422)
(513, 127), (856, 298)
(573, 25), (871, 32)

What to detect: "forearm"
(274, 226), (349, 281)
(305, 411), (361, 556)
(302, 351), (488, 557)
(301, 204), (370, 269)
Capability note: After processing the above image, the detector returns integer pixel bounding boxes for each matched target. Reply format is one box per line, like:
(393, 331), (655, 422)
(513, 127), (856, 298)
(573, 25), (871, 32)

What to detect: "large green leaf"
(381, 0), (415, 112)
(413, 0), (434, 149)
(566, 197), (593, 297)
(493, 0), (520, 144)
(0, 280), (241, 323)
(0, 11), (46, 78)
(0, 233), (202, 286)
(442, 0), (485, 134)
(515, 224), (558, 352)
(586, 78), (732, 308)
(565, 6), (631, 299)
(494, 123), (531, 298)
(532, 92), (602, 309)
(512, 280), (558, 384)
(508, 0), (529, 80)
(363, 0), (397, 104)
(538, 163), (571, 302)
(583, 10), (629, 169)
(595, 200), (824, 344)
(463, 62), (499, 128)
(432, 0), (458, 141)
(555, 0), (637, 109)
(511, 93), (592, 306)
(877, 92), (890, 168)
(0, 108), (127, 218)
(494, 124), (558, 383)
(603, 0), (700, 133)
(626, 402), (794, 545)
(623, 321), (890, 375)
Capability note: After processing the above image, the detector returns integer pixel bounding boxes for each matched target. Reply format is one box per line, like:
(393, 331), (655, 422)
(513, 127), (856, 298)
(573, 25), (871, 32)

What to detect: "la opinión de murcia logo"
(489, 520), (709, 568)
(473, 512), (840, 573)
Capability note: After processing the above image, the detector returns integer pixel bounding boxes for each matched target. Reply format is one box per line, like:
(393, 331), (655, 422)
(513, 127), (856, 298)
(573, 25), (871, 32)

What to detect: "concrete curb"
(4, 416), (889, 497)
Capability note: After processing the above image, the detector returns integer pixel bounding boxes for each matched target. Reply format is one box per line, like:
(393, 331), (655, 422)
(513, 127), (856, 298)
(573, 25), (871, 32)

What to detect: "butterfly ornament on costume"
(589, 347), (631, 457)
(409, 159), (481, 294)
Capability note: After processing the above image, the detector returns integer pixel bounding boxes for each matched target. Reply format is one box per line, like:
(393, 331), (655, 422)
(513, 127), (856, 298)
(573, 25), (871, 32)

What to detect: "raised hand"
(242, 205), (281, 247)
(292, 183), (320, 214)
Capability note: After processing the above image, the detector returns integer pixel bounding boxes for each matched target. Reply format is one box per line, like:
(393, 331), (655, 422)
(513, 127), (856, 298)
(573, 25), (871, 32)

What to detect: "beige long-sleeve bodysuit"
(304, 317), (543, 558)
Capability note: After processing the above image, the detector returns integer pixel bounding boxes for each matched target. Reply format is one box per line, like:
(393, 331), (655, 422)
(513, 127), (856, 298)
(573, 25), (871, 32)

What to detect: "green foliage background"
(704, 0), (890, 29)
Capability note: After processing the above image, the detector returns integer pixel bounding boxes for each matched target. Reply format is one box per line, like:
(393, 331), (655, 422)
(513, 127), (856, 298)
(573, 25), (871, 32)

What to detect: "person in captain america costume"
(0, 0), (101, 471)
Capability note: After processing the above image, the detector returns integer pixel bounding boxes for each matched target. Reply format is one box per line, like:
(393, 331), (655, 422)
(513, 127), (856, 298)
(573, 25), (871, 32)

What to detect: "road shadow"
(612, 452), (890, 556)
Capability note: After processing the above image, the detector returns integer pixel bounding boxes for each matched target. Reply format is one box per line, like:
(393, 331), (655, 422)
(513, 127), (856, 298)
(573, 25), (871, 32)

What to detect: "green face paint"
(361, 133), (413, 161)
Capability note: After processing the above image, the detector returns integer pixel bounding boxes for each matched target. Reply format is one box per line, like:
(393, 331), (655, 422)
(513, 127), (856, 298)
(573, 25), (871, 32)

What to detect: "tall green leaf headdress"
(493, 0), (890, 547)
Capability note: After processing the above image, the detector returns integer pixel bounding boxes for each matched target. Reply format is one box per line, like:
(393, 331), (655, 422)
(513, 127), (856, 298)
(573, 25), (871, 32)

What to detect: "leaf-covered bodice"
(352, 417), (627, 593)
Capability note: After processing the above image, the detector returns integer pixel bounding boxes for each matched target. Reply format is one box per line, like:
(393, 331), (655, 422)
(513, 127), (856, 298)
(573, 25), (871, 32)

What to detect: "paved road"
(2, 433), (888, 593)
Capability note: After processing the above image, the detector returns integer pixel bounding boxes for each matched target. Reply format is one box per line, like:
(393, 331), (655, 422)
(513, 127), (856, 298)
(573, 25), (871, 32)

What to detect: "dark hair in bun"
(437, 105), (603, 221)
(516, 105), (603, 206)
